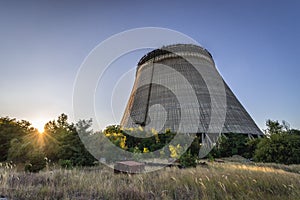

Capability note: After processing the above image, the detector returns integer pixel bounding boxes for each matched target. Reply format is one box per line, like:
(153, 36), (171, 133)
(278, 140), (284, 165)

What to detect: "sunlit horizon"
(30, 117), (54, 133)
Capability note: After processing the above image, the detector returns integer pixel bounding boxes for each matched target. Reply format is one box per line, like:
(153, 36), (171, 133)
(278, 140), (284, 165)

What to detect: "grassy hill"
(1, 161), (299, 200)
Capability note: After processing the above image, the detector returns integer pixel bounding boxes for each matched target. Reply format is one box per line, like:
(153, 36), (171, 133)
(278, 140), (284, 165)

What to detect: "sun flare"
(32, 119), (46, 133)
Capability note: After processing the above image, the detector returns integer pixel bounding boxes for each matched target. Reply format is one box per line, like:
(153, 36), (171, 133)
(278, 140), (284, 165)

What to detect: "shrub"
(59, 159), (73, 169)
(179, 150), (197, 168)
(25, 151), (46, 172)
(254, 133), (300, 164)
(243, 137), (261, 159)
(208, 133), (249, 158)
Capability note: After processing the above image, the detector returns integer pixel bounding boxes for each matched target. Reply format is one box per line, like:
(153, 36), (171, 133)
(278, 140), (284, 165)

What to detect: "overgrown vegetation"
(1, 115), (300, 172)
(0, 162), (299, 199)
(104, 125), (176, 154)
(208, 120), (300, 165)
(0, 114), (96, 172)
(254, 132), (300, 164)
(1, 115), (300, 199)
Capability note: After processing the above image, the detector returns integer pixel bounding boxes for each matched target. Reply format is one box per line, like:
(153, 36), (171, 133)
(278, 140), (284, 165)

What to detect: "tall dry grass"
(0, 162), (299, 200)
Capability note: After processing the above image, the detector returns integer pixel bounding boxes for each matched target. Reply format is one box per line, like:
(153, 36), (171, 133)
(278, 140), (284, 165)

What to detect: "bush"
(59, 159), (73, 169)
(254, 133), (300, 164)
(208, 133), (249, 158)
(179, 150), (197, 168)
(244, 137), (261, 159)
(25, 151), (46, 172)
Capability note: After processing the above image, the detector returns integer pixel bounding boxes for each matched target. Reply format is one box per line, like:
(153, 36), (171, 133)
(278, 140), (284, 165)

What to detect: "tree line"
(209, 120), (300, 164)
(0, 114), (96, 172)
(1, 114), (299, 172)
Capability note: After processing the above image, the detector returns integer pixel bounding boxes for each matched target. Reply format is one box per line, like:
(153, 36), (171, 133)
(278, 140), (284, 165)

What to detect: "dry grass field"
(0, 161), (299, 200)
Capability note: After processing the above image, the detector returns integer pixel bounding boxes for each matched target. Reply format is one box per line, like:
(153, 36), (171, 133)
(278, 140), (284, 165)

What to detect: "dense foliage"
(1, 116), (299, 171)
(0, 114), (96, 171)
(104, 125), (176, 153)
(254, 120), (300, 164)
(209, 120), (300, 164)
(209, 133), (251, 158)
(0, 117), (34, 161)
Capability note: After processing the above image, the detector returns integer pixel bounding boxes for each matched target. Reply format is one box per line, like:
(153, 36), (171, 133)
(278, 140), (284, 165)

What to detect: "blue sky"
(0, 0), (299, 131)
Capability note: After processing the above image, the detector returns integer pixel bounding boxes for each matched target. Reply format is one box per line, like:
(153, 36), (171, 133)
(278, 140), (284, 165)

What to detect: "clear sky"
(0, 0), (299, 132)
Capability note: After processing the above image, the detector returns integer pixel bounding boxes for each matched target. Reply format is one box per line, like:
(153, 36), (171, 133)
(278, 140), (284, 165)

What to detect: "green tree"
(254, 119), (300, 164)
(209, 133), (249, 158)
(8, 138), (33, 162)
(288, 129), (300, 135)
(43, 124), (61, 161)
(254, 133), (300, 164)
(0, 117), (34, 161)
(243, 137), (261, 159)
(1, 114), (104, 167)
(43, 114), (69, 162)
(59, 119), (96, 166)
(25, 150), (46, 172)
(265, 119), (283, 135)
(179, 150), (197, 168)
(42, 114), (97, 166)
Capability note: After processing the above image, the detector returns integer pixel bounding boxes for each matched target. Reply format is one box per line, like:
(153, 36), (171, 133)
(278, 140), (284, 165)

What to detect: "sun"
(32, 119), (46, 133)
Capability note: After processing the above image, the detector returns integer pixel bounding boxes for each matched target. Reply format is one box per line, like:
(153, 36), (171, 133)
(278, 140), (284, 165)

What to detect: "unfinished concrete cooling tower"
(121, 44), (263, 137)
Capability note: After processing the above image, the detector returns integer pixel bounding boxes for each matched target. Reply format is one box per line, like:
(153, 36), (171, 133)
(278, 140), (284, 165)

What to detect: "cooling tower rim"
(137, 44), (213, 67)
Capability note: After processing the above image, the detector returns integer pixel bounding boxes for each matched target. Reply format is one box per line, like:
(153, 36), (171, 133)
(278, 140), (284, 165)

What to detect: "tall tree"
(59, 119), (96, 166)
(265, 119), (283, 135)
(0, 117), (33, 161)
